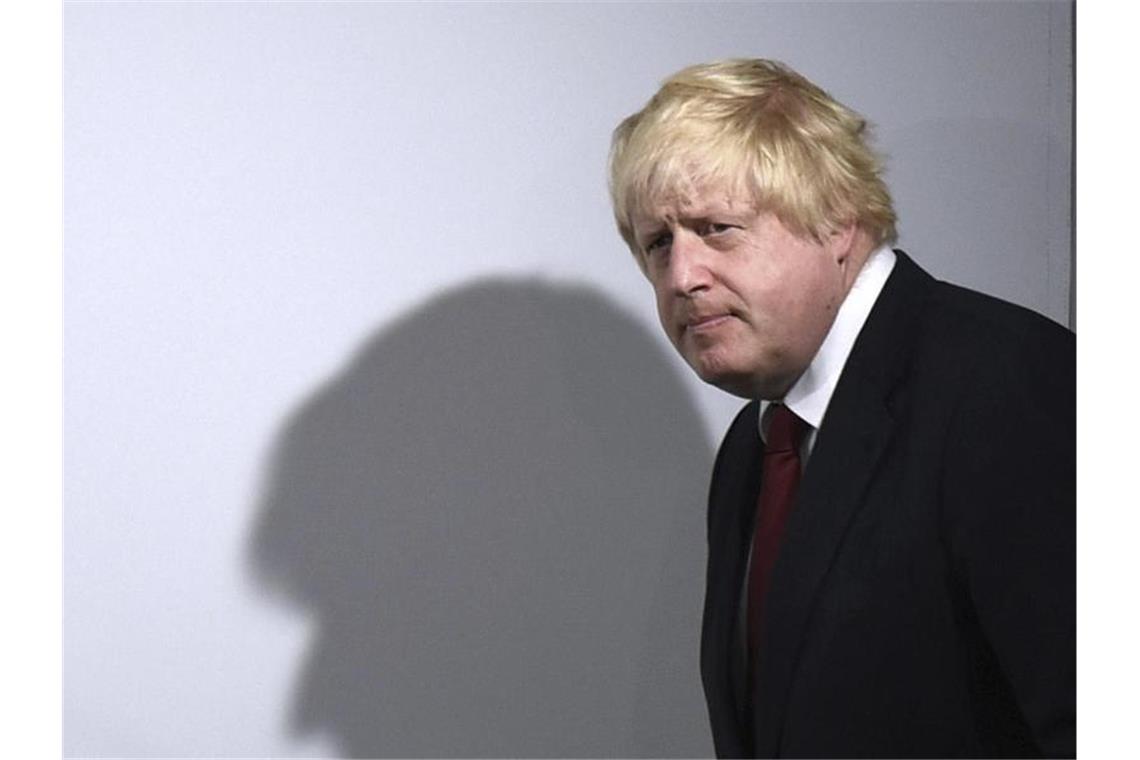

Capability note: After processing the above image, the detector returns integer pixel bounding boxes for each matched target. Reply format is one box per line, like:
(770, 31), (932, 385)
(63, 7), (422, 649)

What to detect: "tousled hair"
(608, 59), (897, 262)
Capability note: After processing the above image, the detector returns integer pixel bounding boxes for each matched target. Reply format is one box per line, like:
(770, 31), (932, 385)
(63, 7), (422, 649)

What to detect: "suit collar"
(751, 251), (936, 756)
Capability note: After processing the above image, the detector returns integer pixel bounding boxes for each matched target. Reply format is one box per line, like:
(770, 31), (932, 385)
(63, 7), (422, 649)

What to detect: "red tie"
(747, 404), (808, 678)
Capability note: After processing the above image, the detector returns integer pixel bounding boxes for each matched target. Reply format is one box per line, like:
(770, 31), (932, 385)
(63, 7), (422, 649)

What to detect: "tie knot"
(766, 404), (808, 454)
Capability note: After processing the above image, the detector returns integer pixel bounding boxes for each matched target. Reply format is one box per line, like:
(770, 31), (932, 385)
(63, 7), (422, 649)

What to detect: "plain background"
(64, 2), (1072, 757)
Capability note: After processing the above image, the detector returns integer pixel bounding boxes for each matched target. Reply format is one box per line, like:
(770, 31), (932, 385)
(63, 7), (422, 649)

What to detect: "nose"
(667, 231), (712, 295)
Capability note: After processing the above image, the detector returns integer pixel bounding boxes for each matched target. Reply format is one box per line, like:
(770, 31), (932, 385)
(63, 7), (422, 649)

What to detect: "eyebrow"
(636, 205), (746, 235)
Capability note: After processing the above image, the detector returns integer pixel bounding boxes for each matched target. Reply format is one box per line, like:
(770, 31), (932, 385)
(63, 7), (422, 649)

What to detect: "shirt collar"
(759, 245), (896, 441)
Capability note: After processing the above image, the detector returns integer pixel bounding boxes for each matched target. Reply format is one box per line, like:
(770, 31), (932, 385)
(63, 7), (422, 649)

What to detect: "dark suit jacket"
(700, 252), (1075, 758)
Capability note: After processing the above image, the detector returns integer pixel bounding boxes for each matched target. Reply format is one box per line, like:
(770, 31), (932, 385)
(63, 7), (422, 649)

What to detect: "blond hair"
(608, 59), (897, 260)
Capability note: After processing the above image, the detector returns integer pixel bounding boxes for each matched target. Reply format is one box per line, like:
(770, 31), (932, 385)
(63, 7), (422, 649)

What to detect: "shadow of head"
(249, 278), (714, 757)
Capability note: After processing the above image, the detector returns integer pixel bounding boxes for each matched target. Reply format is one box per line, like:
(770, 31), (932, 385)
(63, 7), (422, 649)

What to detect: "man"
(607, 59), (1074, 758)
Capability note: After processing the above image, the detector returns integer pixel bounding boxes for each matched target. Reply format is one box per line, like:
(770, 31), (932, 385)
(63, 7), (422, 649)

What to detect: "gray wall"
(65, 2), (1072, 757)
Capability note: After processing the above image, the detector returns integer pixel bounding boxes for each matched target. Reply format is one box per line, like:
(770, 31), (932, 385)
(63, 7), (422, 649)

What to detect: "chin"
(708, 377), (760, 400)
(690, 353), (793, 400)
(690, 357), (757, 399)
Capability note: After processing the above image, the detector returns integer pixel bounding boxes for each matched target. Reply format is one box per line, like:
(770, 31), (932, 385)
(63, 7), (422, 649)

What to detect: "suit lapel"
(751, 252), (935, 757)
(702, 400), (764, 757)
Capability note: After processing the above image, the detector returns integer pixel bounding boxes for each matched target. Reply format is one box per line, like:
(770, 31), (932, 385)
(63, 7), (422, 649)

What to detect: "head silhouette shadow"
(249, 278), (714, 757)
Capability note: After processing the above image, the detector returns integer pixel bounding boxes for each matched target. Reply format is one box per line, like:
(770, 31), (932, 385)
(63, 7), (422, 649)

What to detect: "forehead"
(631, 181), (755, 230)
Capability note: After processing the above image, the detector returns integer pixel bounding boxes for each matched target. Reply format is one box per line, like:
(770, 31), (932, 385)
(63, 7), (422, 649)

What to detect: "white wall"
(65, 2), (1072, 757)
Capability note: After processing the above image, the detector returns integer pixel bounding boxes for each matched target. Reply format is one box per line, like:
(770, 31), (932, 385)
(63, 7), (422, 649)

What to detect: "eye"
(699, 221), (735, 237)
(643, 231), (673, 256)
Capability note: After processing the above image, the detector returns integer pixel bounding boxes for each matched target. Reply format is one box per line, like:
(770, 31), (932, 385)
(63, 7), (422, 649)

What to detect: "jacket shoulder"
(917, 280), (1074, 399)
(929, 280), (1072, 345)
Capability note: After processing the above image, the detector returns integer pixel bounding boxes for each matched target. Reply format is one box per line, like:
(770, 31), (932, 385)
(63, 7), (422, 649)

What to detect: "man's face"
(631, 185), (856, 400)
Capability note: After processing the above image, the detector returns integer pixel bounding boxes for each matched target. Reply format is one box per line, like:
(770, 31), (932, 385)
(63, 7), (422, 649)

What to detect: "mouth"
(685, 313), (733, 334)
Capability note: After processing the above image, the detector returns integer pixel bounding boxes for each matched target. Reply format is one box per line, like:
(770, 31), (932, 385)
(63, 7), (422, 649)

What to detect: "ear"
(825, 221), (859, 265)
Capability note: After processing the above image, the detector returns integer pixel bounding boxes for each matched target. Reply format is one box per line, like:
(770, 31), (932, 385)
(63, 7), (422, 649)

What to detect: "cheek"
(740, 282), (785, 326)
(815, 273), (845, 315)
(791, 261), (841, 311)
(653, 288), (677, 334)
